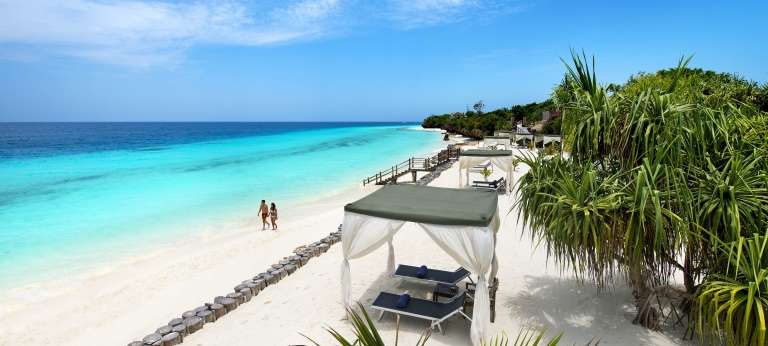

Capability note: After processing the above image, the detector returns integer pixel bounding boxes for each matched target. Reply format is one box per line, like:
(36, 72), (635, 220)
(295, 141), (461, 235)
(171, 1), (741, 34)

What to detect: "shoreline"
(0, 179), (367, 299)
(0, 169), (360, 295)
(0, 134), (449, 345)
(0, 125), (447, 293)
(0, 179), (379, 345)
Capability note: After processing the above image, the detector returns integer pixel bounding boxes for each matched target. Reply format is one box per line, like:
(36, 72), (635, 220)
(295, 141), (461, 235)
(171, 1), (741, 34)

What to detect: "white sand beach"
(0, 150), (688, 346)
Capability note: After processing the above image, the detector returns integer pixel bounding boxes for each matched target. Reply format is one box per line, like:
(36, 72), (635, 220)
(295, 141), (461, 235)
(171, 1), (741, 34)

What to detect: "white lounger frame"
(373, 304), (470, 334)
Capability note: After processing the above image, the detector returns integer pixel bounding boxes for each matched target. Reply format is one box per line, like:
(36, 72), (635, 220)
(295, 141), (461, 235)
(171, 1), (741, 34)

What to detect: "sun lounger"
(372, 292), (469, 334)
(472, 178), (506, 193)
(393, 265), (471, 285)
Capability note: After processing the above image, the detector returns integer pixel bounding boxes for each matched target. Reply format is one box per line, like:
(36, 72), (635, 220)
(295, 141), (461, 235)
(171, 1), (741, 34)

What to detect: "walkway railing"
(363, 147), (460, 186)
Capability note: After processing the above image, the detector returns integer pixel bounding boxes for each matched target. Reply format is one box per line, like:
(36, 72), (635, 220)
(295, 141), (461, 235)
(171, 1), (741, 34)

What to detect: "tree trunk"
(680, 250), (696, 315)
(630, 265), (659, 329)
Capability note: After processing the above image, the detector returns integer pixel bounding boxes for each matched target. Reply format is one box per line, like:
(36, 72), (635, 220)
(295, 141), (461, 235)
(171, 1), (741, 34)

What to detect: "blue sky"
(0, 0), (766, 122)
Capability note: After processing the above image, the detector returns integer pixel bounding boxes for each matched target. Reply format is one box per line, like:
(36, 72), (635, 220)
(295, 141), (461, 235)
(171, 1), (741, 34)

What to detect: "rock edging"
(128, 226), (343, 345)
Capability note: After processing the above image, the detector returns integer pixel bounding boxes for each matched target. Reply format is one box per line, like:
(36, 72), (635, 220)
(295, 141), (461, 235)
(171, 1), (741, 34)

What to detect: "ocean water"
(0, 122), (443, 289)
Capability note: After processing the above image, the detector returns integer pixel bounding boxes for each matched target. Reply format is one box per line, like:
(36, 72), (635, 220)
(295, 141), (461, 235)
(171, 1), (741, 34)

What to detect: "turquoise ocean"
(0, 123), (443, 289)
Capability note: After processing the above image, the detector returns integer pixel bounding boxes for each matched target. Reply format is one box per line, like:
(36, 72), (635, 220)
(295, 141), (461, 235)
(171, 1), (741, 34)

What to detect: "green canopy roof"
(460, 149), (513, 157)
(344, 185), (498, 226)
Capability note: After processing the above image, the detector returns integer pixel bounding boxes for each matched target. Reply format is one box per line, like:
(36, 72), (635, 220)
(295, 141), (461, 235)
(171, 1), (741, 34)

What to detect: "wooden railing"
(363, 147), (460, 186)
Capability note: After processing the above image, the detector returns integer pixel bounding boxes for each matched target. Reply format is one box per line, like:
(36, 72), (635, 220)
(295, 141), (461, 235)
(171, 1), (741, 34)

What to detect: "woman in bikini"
(259, 200), (269, 230)
(269, 202), (278, 230)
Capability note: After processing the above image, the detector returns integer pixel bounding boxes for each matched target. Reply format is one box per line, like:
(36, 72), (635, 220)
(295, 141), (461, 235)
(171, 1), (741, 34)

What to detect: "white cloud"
(0, 0), (341, 66)
(389, 0), (473, 25)
(386, 0), (525, 29)
(0, 0), (523, 67)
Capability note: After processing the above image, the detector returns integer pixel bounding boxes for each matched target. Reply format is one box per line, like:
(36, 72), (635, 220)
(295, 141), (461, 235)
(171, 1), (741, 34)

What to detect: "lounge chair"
(394, 265), (471, 285)
(472, 178), (506, 193)
(372, 292), (469, 334)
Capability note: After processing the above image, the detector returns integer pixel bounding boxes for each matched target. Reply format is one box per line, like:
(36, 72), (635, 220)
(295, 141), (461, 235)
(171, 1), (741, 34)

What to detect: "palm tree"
(515, 51), (768, 343)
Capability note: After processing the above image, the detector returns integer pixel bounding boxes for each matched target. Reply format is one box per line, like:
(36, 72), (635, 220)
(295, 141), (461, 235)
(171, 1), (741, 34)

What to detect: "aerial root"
(634, 285), (690, 334)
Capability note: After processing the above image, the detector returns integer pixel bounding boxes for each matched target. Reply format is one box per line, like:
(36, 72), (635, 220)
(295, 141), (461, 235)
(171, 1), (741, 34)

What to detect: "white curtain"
(418, 211), (499, 345)
(340, 210), (500, 346)
(341, 212), (406, 308)
(458, 156), (488, 187)
(489, 214), (501, 283)
(459, 155), (515, 192)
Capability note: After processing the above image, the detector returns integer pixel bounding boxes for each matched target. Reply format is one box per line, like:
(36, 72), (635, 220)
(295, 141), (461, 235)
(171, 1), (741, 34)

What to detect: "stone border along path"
(415, 159), (455, 186)
(127, 227), (342, 346)
(127, 159), (456, 346)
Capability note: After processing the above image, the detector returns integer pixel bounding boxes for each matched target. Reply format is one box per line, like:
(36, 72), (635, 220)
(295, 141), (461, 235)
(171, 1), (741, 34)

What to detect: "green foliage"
(619, 65), (768, 112)
(421, 100), (558, 138)
(421, 110), (512, 138)
(509, 100), (555, 124)
(696, 231), (768, 346)
(481, 330), (569, 346)
(541, 116), (561, 135)
(516, 51), (768, 343)
(516, 153), (625, 286)
(558, 51), (616, 163)
(474, 100), (486, 114)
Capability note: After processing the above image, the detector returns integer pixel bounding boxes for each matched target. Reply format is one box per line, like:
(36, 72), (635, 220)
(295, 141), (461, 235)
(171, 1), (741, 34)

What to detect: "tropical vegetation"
(515, 51), (768, 345)
(421, 99), (558, 138)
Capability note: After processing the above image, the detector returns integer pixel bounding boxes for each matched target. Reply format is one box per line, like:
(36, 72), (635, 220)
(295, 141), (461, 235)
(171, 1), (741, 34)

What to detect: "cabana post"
(341, 185), (499, 345)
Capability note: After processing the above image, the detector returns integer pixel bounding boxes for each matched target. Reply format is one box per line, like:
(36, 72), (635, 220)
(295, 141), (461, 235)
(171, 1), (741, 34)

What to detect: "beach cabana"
(459, 149), (515, 193)
(341, 185), (499, 345)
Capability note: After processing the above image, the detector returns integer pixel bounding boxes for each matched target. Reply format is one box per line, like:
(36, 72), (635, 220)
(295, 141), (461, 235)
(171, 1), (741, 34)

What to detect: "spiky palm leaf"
(302, 303), (430, 346)
(696, 231), (768, 345)
(516, 50), (768, 340)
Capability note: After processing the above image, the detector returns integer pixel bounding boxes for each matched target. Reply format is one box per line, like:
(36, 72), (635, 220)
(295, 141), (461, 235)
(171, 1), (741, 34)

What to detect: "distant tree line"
(421, 99), (557, 138)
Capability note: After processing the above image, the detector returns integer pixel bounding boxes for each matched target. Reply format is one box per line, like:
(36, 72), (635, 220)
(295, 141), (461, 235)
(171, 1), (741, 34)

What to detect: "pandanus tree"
(516, 51), (768, 344)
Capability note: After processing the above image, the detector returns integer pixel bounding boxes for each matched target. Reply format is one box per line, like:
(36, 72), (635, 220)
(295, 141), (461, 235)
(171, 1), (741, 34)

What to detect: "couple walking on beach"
(259, 200), (278, 230)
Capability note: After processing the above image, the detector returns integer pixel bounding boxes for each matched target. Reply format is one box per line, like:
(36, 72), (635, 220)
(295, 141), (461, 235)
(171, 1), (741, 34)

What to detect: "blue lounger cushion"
(396, 293), (411, 308)
(416, 265), (428, 278)
(372, 292), (467, 320)
(394, 265), (471, 285)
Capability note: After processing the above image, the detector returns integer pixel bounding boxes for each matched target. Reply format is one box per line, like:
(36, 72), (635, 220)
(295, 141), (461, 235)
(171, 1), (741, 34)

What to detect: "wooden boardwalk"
(362, 147), (460, 186)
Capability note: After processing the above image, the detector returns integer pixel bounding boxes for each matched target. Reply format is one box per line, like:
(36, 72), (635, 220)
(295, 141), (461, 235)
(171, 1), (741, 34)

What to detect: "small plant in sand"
(481, 167), (492, 181)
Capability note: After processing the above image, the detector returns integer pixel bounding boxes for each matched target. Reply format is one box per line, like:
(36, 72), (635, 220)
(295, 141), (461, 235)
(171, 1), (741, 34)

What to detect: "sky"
(0, 0), (766, 122)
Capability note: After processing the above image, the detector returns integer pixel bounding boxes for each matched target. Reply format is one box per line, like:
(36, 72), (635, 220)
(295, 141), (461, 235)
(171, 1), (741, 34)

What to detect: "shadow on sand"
(503, 275), (691, 345)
